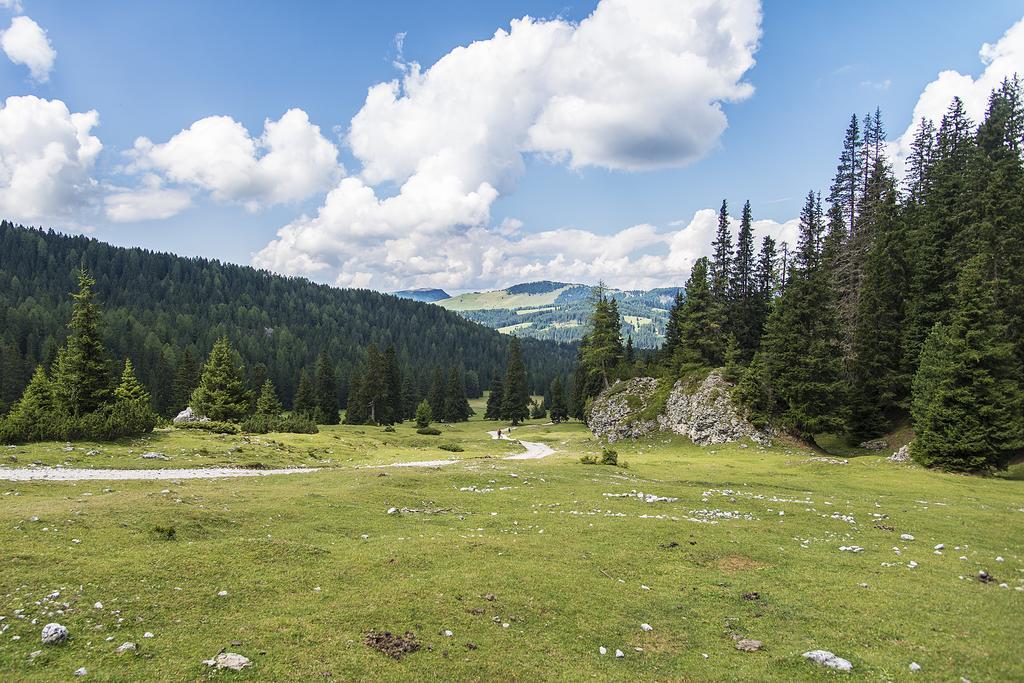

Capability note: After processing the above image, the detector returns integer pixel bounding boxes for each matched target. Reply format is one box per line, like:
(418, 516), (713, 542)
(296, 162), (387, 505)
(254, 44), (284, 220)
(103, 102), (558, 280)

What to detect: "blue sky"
(1, 1), (1023, 291)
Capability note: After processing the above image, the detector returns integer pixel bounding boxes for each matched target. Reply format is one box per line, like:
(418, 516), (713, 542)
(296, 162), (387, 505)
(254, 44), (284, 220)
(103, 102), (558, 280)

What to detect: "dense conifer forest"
(573, 78), (1024, 472)
(0, 223), (575, 417)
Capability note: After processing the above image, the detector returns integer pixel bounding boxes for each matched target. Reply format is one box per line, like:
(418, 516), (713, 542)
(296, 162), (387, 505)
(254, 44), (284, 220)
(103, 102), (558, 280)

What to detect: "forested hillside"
(0, 223), (575, 416)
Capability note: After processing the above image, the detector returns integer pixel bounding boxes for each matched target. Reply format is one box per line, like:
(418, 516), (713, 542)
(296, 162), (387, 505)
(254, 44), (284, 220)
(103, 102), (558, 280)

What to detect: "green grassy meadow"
(1, 409), (1023, 681)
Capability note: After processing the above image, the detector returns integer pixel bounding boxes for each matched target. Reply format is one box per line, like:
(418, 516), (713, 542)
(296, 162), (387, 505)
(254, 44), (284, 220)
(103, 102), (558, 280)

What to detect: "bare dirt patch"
(364, 630), (421, 660)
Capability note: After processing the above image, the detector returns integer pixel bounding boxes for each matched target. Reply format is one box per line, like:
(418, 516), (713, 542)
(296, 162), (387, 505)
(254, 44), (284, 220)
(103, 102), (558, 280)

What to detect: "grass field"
(2, 413), (1023, 681)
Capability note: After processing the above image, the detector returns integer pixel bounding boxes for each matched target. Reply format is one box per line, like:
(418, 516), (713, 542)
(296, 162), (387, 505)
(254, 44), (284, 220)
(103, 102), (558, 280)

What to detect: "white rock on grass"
(115, 642), (137, 654)
(803, 650), (853, 671)
(640, 623), (653, 632)
(203, 652), (251, 671)
(910, 662), (922, 671)
(387, 507), (399, 515)
(900, 534), (915, 541)
(74, 667), (87, 677)
(615, 649), (624, 658)
(599, 646), (607, 655)
(41, 623), (68, 645)
(143, 632), (154, 638)
(141, 452), (169, 460)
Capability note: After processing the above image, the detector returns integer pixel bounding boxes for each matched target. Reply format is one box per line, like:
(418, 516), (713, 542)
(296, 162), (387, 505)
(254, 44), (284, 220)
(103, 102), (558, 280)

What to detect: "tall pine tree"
(502, 337), (530, 425)
(51, 268), (111, 418)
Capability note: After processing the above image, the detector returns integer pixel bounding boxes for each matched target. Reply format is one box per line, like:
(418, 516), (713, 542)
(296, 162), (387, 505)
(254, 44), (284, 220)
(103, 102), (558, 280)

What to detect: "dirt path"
(0, 466), (319, 482)
(488, 430), (556, 459)
(367, 429), (557, 469)
(0, 429), (557, 480)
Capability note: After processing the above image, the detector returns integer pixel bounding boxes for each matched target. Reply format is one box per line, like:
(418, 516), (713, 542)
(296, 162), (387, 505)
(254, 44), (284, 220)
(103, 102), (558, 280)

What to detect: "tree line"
(0, 222), (575, 418)
(651, 78), (1024, 472)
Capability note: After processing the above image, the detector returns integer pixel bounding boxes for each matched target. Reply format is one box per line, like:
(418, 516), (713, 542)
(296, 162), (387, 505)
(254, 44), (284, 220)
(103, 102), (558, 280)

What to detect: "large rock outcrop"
(588, 371), (769, 446)
(587, 377), (661, 443)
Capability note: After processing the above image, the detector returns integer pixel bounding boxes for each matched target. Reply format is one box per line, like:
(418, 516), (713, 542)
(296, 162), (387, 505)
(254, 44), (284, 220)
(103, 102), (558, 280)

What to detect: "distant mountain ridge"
(393, 288), (451, 302)
(429, 281), (682, 348)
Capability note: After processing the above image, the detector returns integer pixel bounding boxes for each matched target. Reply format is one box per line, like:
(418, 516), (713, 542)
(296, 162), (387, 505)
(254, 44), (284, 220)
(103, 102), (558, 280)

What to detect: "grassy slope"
(1, 418), (1022, 681)
(436, 287), (571, 312)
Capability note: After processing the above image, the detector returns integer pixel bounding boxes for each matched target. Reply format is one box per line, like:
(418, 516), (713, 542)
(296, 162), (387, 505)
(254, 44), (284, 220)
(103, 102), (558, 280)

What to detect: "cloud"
(104, 174), (192, 222)
(2, 15), (55, 82)
(891, 15), (1024, 175)
(0, 95), (101, 222)
(256, 0), (763, 290)
(123, 108), (342, 216)
(0, 1), (24, 13)
(256, 204), (796, 292)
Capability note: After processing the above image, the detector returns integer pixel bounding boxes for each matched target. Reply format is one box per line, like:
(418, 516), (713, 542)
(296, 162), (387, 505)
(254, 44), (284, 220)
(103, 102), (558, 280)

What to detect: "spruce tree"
(293, 370), (317, 419)
(746, 191), (845, 442)
(314, 351), (340, 424)
(502, 337), (530, 425)
(383, 345), (403, 424)
(400, 374), (417, 421)
(108, 358), (157, 436)
(661, 290), (684, 361)
(548, 376), (568, 423)
(729, 200), (758, 358)
(464, 369), (482, 399)
(846, 160), (908, 440)
(414, 399), (432, 429)
(171, 347), (199, 412)
(911, 255), (1024, 471)
(578, 286), (623, 389)
(485, 374), (504, 420)
(443, 367), (471, 422)
(829, 114), (863, 235)
(674, 257), (719, 367)
(51, 268), (111, 418)
(710, 200), (733, 302)
(902, 97), (976, 370)
(190, 337), (251, 422)
(255, 379), (283, 416)
(0, 366), (55, 442)
(428, 367), (446, 421)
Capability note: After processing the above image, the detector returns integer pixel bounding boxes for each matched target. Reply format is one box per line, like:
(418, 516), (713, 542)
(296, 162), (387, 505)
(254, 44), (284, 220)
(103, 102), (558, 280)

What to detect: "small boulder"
(803, 649), (852, 671)
(203, 652), (251, 671)
(140, 452), (169, 461)
(74, 667), (87, 677)
(736, 639), (763, 652)
(173, 407), (199, 423)
(889, 445), (910, 462)
(41, 623), (69, 645)
(115, 642), (137, 654)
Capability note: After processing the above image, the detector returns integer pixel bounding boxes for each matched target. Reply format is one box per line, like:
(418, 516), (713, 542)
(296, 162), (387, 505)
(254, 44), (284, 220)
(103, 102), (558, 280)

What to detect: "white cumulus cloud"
(121, 108), (342, 217)
(255, 0), (763, 290)
(104, 174), (192, 223)
(0, 95), (101, 222)
(891, 15), (1024, 175)
(1, 15), (55, 82)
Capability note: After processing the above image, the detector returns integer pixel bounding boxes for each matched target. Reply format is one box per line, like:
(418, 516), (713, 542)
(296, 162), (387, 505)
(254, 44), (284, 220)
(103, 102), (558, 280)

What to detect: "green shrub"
(600, 448), (618, 466)
(241, 413), (318, 434)
(177, 420), (240, 434)
(383, 425), (396, 432)
(438, 443), (464, 452)
(417, 427), (442, 436)
(580, 454), (598, 465)
(153, 525), (177, 541)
